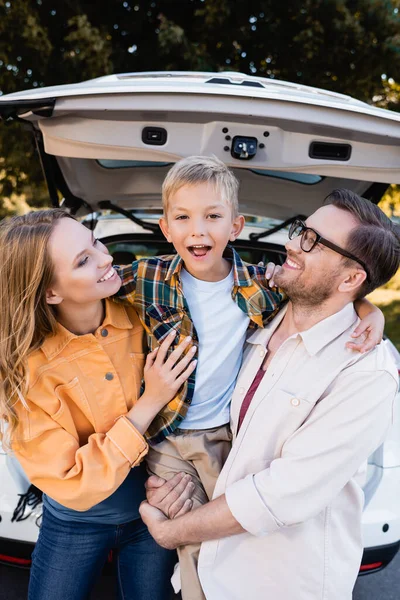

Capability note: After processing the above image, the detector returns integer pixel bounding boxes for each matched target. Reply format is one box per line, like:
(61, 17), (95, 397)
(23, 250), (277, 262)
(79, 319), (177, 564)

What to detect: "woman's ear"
(46, 287), (63, 305)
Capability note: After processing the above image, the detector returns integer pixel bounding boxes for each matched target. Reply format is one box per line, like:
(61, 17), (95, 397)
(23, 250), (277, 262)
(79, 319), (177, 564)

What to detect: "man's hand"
(139, 501), (178, 549)
(145, 472), (195, 519)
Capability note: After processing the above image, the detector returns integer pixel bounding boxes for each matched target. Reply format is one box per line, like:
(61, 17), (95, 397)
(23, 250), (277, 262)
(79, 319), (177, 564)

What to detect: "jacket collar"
(165, 245), (254, 288)
(41, 299), (133, 361)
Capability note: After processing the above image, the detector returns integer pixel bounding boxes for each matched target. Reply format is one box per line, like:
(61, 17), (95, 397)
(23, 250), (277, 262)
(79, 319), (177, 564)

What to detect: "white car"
(0, 71), (399, 574)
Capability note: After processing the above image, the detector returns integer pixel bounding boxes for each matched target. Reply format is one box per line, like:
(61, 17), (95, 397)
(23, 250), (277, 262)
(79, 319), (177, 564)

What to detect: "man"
(140, 189), (400, 600)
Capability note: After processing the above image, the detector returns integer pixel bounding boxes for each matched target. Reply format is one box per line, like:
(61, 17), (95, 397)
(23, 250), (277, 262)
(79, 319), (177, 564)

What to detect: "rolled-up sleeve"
(13, 405), (148, 512)
(226, 369), (397, 536)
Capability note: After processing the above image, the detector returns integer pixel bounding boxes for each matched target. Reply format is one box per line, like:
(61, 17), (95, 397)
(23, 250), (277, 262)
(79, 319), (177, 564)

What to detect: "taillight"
(0, 553), (31, 566)
(359, 561), (383, 573)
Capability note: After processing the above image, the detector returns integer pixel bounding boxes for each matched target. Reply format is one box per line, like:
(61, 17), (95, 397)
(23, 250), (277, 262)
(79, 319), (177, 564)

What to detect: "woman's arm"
(13, 334), (197, 512)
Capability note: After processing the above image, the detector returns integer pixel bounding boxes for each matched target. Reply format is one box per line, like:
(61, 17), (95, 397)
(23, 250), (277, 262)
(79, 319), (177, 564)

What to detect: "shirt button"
(239, 387), (245, 394)
(101, 328), (108, 337)
(291, 398), (300, 407)
(162, 314), (169, 321)
(259, 350), (265, 357)
(105, 372), (114, 381)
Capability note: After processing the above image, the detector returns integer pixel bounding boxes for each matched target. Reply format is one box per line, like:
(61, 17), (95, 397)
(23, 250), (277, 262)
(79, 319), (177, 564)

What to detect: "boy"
(114, 156), (382, 600)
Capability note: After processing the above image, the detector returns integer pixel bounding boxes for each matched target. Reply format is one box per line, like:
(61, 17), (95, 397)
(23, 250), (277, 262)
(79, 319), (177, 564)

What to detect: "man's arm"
(140, 493), (243, 549)
(141, 368), (397, 547)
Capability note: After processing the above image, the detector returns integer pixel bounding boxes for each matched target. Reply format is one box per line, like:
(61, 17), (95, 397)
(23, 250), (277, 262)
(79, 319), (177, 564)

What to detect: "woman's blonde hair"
(0, 209), (75, 449)
(162, 155), (240, 217)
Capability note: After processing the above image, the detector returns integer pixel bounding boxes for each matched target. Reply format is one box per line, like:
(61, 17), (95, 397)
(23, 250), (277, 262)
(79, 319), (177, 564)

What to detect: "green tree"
(1, 0), (400, 208)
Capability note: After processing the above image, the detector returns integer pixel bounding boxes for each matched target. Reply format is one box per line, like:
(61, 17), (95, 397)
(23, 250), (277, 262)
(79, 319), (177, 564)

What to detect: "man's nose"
(285, 235), (302, 253)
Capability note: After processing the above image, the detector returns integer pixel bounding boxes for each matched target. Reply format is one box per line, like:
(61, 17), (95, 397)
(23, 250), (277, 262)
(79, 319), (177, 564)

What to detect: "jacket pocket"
(53, 378), (95, 444)
(145, 304), (183, 343)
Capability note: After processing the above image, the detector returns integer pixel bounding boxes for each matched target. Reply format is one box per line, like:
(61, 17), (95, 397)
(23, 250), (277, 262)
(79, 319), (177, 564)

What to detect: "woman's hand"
(145, 472), (195, 519)
(126, 331), (197, 434)
(143, 330), (197, 409)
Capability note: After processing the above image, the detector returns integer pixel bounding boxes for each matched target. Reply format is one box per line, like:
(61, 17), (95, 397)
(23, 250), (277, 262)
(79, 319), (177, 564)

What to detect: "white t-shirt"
(180, 267), (250, 429)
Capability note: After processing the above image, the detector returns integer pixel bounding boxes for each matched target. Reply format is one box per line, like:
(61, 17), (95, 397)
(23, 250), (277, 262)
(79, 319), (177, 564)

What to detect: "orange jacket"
(13, 299), (148, 511)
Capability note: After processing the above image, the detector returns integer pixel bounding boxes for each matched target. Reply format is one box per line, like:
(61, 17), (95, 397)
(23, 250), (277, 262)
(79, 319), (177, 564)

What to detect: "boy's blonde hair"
(162, 155), (239, 217)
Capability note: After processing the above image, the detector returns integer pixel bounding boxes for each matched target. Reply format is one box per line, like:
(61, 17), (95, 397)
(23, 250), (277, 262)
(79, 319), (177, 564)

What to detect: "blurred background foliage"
(0, 0), (399, 344)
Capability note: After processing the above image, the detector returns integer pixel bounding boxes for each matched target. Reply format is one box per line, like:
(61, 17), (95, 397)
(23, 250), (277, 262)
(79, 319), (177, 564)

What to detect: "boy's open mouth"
(187, 245), (212, 257)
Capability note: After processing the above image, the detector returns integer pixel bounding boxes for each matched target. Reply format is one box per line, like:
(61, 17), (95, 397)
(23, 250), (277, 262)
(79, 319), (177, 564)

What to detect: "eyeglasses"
(288, 219), (370, 282)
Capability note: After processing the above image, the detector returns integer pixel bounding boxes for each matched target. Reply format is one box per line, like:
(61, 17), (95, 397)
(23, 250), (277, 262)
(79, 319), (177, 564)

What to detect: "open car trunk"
(1, 71), (400, 221)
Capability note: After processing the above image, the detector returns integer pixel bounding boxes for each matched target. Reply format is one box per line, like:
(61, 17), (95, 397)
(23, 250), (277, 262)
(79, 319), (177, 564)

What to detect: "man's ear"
(229, 214), (245, 242)
(159, 217), (172, 243)
(46, 287), (63, 305)
(338, 269), (367, 295)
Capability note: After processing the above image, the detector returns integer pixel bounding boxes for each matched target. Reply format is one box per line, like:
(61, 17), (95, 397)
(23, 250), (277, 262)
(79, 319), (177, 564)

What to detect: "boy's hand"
(346, 310), (385, 353)
(261, 261), (282, 288)
(145, 472), (195, 519)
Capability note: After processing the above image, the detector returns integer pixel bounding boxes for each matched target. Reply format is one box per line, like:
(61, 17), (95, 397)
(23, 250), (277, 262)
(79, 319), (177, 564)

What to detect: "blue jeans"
(28, 507), (176, 600)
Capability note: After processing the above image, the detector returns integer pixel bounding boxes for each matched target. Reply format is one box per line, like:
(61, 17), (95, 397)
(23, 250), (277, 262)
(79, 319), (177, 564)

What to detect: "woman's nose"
(98, 250), (113, 269)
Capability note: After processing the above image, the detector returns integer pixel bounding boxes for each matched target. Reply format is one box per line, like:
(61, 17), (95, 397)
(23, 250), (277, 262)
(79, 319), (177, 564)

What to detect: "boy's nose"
(190, 220), (206, 237)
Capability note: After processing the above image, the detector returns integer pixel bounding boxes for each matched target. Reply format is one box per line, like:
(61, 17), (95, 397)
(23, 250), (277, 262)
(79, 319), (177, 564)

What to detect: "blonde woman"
(0, 209), (197, 600)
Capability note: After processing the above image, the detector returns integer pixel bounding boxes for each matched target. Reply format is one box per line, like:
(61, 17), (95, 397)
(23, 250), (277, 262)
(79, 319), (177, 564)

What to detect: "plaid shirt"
(114, 246), (285, 443)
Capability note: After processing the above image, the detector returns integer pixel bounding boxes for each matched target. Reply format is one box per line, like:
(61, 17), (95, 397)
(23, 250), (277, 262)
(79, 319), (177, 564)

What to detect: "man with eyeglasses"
(140, 188), (400, 600)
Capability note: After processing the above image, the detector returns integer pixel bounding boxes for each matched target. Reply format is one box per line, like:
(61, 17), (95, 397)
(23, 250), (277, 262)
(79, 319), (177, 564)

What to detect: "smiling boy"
(114, 155), (383, 600)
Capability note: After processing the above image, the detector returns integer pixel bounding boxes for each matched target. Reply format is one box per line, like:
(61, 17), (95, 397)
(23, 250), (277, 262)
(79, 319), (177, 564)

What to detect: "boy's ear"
(46, 287), (63, 305)
(229, 214), (245, 242)
(159, 217), (172, 242)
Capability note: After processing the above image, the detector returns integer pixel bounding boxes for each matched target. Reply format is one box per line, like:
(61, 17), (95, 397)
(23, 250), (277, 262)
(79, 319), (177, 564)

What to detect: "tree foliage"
(0, 0), (400, 208)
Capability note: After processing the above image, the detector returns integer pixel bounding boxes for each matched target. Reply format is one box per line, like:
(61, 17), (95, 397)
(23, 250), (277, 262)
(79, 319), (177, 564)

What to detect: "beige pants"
(146, 424), (232, 600)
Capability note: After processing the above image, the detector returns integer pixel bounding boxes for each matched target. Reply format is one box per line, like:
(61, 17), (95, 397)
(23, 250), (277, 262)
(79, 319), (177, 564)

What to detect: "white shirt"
(198, 303), (398, 600)
(180, 268), (249, 429)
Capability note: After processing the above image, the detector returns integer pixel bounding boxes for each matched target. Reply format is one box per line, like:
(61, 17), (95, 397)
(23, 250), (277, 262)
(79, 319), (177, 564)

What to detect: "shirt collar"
(165, 245), (254, 287)
(299, 302), (358, 356)
(165, 253), (184, 282)
(246, 302), (358, 356)
(41, 298), (133, 361)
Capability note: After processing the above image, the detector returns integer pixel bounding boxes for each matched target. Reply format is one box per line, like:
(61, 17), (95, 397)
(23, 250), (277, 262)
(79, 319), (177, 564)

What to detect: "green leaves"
(1, 0), (400, 213)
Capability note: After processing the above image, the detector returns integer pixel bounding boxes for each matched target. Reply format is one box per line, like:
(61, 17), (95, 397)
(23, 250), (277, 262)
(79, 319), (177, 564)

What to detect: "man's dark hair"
(323, 189), (400, 298)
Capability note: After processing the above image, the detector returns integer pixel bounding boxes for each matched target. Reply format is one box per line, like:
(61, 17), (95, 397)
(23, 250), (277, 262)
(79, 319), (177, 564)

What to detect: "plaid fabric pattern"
(114, 246), (285, 443)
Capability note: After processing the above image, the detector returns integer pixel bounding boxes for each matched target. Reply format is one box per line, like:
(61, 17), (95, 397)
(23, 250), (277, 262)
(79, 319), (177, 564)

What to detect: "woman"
(0, 209), (197, 600)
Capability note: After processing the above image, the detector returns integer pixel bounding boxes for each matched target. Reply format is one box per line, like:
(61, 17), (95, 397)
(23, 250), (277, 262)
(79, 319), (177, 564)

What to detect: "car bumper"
(0, 536), (35, 568)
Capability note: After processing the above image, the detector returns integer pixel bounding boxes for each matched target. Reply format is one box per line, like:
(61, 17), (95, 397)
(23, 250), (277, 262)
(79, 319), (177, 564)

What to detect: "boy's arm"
(348, 298), (385, 353)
